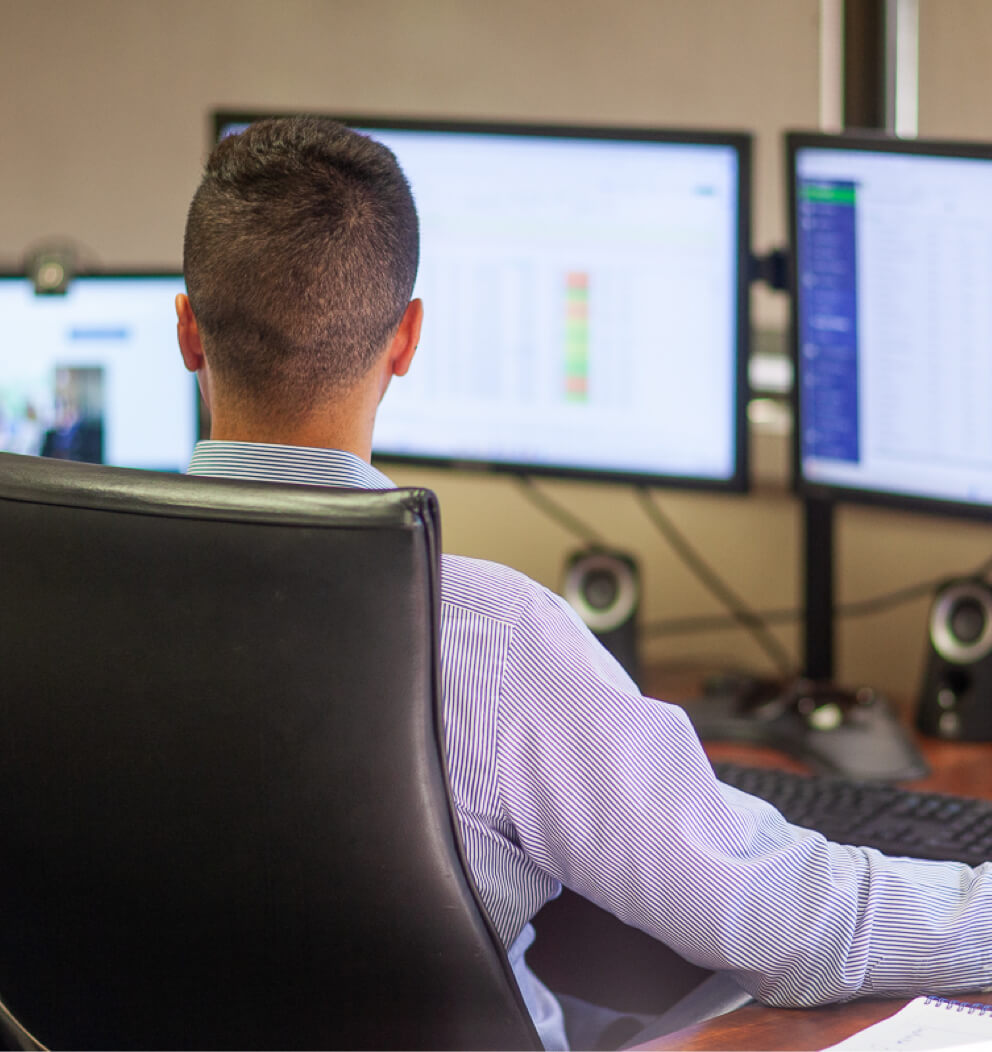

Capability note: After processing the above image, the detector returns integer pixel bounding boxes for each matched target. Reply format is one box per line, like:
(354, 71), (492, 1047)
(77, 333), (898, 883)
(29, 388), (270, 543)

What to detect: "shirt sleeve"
(494, 582), (992, 1007)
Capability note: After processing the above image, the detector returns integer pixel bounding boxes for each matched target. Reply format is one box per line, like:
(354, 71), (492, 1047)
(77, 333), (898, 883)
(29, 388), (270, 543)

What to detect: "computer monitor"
(787, 130), (992, 678)
(215, 113), (752, 492)
(0, 273), (197, 472)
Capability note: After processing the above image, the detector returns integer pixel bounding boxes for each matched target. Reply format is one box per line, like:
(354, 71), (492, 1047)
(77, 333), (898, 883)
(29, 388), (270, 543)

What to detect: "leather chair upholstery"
(0, 452), (541, 1051)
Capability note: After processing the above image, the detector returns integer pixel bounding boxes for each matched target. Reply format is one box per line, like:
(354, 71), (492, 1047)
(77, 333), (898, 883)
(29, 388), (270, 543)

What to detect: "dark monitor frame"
(785, 129), (992, 681)
(213, 110), (753, 494)
(787, 128), (992, 522)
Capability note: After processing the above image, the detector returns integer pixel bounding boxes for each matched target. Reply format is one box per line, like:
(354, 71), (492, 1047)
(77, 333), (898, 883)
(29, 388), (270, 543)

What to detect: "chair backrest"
(0, 452), (541, 1051)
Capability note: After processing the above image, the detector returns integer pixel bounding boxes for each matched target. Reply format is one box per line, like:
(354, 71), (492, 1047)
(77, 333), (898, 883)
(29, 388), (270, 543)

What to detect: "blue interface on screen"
(0, 275), (197, 472)
(795, 145), (992, 509)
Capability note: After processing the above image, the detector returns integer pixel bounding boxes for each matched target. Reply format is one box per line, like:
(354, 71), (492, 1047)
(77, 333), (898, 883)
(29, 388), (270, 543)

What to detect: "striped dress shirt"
(189, 440), (992, 1050)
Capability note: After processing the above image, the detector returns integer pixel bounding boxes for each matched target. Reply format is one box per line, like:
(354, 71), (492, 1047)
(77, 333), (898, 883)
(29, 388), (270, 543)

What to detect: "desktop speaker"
(917, 577), (992, 740)
(563, 548), (641, 687)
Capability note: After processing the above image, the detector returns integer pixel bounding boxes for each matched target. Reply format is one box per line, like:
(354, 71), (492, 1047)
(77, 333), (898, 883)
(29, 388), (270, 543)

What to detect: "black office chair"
(0, 452), (541, 1052)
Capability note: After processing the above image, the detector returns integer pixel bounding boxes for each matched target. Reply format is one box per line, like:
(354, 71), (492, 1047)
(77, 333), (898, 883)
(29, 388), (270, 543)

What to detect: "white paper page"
(823, 997), (992, 1051)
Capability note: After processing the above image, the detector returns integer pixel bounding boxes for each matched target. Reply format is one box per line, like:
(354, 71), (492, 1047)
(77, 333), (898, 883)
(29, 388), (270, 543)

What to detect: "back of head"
(183, 116), (419, 416)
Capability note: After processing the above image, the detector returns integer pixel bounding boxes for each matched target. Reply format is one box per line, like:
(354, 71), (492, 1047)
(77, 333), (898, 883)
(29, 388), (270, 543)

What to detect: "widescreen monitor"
(0, 273), (197, 472)
(216, 113), (752, 491)
(789, 131), (992, 519)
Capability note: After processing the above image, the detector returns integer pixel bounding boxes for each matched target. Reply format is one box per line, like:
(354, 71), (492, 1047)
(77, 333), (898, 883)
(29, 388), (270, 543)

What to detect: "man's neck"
(206, 402), (375, 462)
(208, 423), (368, 460)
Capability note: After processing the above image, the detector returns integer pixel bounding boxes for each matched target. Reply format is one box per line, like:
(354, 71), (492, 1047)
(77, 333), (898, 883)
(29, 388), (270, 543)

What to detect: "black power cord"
(515, 474), (795, 677)
(514, 474), (605, 546)
(515, 474), (992, 678)
(634, 487), (796, 677)
(641, 556), (992, 637)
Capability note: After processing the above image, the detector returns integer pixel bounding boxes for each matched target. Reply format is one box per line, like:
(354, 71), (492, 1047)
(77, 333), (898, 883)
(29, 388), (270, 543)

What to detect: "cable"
(514, 475), (605, 546)
(517, 473), (992, 669)
(642, 607), (798, 638)
(836, 554), (992, 617)
(642, 554), (992, 638)
(517, 475), (795, 674)
(634, 486), (797, 676)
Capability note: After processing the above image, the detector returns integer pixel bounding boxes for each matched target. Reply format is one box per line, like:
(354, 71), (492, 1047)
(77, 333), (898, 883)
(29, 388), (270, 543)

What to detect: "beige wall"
(0, 0), (816, 270)
(4, 0), (989, 706)
(919, 0), (992, 140)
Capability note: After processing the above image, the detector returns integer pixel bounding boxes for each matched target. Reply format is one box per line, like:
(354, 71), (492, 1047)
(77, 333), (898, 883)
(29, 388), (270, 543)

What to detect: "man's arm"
(493, 584), (992, 1006)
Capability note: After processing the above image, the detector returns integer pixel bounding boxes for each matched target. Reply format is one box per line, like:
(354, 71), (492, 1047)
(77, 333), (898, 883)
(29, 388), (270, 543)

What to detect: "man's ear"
(176, 292), (212, 409)
(176, 293), (205, 373)
(387, 298), (424, 379)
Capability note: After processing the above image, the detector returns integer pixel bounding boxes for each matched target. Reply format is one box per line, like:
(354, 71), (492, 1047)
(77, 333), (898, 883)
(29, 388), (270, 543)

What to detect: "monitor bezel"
(213, 110), (753, 493)
(787, 128), (992, 523)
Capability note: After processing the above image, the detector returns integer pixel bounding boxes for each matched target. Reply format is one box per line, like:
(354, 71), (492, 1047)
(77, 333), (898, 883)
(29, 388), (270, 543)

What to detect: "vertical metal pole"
(804, 496), (836, 681)
(844, 0), (886, 129)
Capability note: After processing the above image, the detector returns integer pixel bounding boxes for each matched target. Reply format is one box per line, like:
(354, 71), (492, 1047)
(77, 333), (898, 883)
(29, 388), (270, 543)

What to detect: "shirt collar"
(187, 440), (396, 490)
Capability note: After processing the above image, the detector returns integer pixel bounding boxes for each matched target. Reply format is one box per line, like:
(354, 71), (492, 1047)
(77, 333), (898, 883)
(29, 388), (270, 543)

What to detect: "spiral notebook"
(823, 996), (992, 1051)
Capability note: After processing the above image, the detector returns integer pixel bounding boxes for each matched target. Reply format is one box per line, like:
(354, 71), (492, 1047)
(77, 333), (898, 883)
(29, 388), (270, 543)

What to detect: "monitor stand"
(803, 495), (836, 681)
(686, 495), (929, 780)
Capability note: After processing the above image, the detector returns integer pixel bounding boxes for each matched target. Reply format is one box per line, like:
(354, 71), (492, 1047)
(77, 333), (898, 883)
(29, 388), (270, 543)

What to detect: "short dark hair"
(183, 116), (419, 413)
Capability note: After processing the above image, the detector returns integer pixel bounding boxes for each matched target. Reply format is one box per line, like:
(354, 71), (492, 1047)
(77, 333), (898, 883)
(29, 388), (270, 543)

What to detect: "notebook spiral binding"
(923, 995), (992, 1015)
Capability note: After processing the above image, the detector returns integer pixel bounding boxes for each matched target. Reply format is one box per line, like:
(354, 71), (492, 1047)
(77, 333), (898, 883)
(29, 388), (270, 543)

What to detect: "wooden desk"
(637, 990), (992, 1050)
(633, 679), (992, 1050)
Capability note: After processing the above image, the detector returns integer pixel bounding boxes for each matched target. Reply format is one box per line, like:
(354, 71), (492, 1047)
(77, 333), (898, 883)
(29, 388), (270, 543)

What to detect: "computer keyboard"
(713, 761), (992, 867)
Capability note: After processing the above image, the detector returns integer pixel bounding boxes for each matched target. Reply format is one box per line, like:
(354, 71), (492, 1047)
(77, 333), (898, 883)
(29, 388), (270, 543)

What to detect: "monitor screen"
(789, 131), (992, 518)
(216, 114), (751, 491)
(0, 274), (198, 472)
